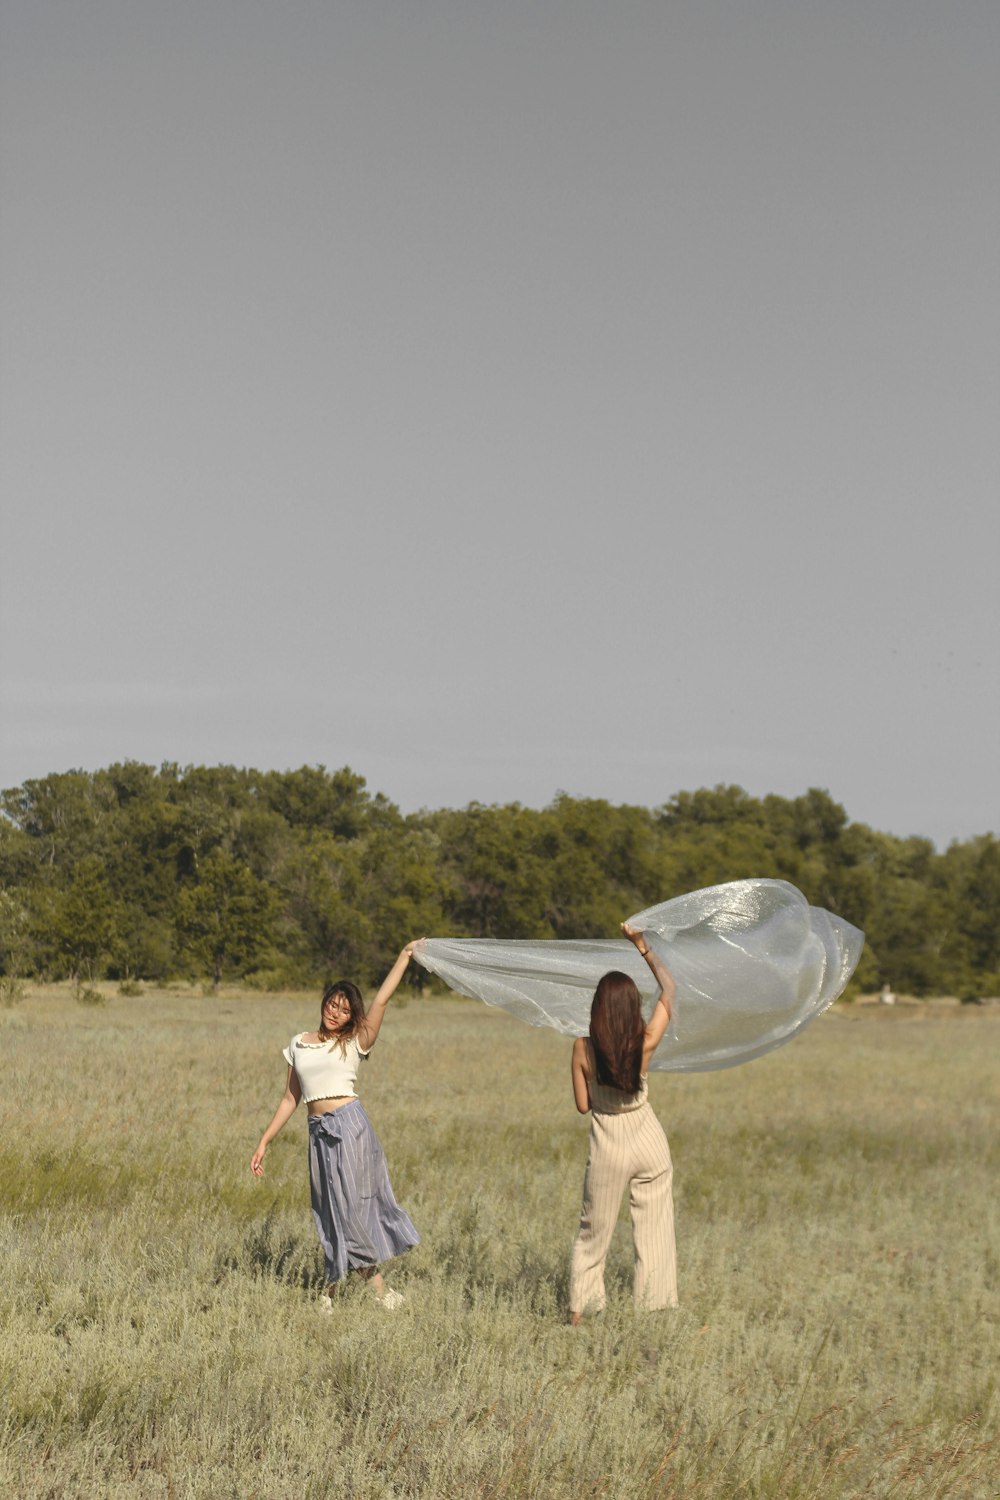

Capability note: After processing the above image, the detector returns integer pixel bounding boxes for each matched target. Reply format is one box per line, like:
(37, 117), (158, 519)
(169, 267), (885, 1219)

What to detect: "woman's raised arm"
(621, 922), (675, 1058)
(358, 939), (425, 1049)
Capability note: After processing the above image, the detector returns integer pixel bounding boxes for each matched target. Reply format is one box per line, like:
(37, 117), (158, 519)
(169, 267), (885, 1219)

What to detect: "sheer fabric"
(413, 879), (863, 1072)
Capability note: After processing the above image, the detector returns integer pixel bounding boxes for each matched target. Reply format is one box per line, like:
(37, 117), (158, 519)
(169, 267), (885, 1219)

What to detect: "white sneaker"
(379, 1288), (404, 1310)
(318, 1295), (334, 1315)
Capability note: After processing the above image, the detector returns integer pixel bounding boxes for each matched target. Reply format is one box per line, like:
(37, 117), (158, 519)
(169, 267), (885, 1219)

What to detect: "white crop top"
(283, 1033), (371, 1103)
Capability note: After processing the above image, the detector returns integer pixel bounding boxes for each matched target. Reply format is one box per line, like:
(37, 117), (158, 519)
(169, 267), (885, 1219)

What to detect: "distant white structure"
(879, 983), (897, 1005)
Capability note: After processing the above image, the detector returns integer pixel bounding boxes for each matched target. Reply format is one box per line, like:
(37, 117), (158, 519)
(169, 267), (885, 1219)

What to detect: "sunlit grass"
(1, 985), (997, 1497)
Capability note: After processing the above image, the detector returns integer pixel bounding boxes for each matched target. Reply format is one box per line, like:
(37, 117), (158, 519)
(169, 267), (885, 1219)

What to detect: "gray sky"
(2, 1), (997, 848)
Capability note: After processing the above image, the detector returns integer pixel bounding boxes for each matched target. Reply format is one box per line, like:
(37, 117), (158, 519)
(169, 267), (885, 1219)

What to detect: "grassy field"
(1, 984), (997, 1499)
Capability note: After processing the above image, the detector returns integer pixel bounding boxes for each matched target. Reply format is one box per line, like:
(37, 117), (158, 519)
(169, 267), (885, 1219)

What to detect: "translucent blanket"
(414, 879), (863, 1072)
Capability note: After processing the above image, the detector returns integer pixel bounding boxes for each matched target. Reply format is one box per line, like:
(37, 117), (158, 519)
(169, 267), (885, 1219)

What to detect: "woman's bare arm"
(357, 939), (425, 1049)
(250, 1066), (302, 1177)
(621, 922), (676, 1061)
(571, 1036), (592, 1114)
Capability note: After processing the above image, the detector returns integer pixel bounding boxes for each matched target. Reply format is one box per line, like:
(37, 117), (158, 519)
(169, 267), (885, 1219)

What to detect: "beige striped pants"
(569, 1101), (678, 1314)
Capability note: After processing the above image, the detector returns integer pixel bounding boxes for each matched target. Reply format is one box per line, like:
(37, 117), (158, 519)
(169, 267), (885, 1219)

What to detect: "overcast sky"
(2, 1), (997, 848)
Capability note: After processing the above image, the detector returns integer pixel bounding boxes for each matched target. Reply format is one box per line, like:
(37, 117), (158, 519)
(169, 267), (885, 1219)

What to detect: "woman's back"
(583, 1040), (649, 1114)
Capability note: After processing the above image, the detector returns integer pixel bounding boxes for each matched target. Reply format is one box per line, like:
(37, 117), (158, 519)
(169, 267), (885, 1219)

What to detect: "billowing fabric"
(307, 1101), (419, 1283)
(414, 879), (864, 1072)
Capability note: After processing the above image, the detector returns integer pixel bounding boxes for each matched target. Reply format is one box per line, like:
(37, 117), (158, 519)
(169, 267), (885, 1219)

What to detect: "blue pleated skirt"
(307, 1100), (419, 1283)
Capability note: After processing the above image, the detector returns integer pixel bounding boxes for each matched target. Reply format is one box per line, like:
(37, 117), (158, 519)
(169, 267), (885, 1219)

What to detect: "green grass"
(1, 986), (997, 1498)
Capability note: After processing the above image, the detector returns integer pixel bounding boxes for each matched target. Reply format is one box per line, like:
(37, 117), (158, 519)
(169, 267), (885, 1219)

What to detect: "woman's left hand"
(402, 938), (427, 958)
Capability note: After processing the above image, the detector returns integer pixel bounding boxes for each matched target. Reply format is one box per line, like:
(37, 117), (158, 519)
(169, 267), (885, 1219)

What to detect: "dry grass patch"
(1, 988), (997, 1497)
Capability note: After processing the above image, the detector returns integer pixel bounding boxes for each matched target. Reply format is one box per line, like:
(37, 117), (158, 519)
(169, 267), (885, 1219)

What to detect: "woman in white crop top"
(251, 939), (423, 1310)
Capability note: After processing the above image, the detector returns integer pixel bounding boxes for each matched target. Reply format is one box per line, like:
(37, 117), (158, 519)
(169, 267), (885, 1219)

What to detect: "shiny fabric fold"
(307, 1100), (419, 1283)
(414, 879), (864, 1073)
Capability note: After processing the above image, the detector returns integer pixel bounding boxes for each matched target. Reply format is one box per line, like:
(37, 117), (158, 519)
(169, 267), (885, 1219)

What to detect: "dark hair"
(319, 981), (366, 1054)
(589, 971), (645, 1094)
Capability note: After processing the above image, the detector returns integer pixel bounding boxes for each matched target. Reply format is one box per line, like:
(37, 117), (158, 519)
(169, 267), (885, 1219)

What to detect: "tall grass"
(1, 986), (997, 1498)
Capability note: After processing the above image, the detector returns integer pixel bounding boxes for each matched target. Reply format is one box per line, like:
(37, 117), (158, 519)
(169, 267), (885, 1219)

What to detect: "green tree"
(175, 849), (279, 988)
(279, 832), (374, 981)
(0, 888), (32, 979)
(278, 822), (447, 985)
(429, 803), (556, 938)
(44, 856), (125, 982)
(1, 770), (116, 872)
(260, 765), (381, 839)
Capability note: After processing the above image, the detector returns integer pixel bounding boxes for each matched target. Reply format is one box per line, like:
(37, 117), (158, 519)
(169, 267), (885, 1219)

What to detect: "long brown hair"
(318, 980), (366, 1055)
(589, 971), (645, 1094)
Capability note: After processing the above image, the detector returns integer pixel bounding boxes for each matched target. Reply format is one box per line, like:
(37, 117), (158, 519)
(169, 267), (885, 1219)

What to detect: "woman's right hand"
(250, 1143), (266, 1178)
(621, 922), (649, 954)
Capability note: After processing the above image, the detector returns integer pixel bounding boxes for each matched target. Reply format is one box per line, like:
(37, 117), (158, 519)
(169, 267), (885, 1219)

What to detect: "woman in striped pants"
(569, 924), (678, 1323)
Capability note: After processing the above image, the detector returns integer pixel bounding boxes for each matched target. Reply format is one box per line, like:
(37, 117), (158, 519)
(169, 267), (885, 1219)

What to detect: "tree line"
(0, 763), (997, 998)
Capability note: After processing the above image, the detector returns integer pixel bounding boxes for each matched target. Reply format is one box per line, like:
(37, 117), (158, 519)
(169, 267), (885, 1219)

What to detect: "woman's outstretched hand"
(402, 938), (427, 958)
(621, 922), (649, 953)
(250, 1144), (266, 1178)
